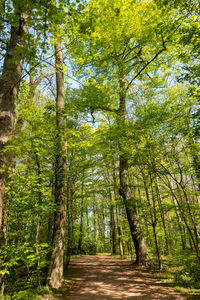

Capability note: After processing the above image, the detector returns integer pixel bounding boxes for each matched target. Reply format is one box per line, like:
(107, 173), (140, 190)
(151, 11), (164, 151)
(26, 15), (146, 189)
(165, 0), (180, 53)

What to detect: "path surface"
(61, 255), (186, 300)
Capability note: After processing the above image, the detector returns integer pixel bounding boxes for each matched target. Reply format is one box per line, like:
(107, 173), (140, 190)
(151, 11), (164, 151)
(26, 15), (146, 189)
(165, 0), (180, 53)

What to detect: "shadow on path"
(60, 255), (186, 300)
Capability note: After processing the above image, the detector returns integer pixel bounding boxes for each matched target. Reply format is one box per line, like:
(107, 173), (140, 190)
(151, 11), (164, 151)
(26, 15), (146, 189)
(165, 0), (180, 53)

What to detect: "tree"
(48, 36), (67, 288)
(0, 6), (28, 231)
(67, 0), (182, 264)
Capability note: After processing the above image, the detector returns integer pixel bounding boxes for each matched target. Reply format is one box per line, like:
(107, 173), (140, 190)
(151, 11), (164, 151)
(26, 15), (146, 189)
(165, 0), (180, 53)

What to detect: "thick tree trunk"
(117, 79), (149, 265)
(48, 38), (67, 289)
(119, 155), (149, 265)
(0, 12), (28, 231)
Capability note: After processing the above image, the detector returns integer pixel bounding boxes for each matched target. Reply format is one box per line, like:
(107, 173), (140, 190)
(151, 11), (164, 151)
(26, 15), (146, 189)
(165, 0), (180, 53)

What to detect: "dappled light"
(63, 255), (185, 299)
(0, 0), (199, 299)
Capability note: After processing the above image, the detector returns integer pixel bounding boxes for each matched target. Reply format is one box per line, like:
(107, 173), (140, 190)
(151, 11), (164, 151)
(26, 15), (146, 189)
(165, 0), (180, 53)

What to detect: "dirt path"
(58, 255), (186, 300)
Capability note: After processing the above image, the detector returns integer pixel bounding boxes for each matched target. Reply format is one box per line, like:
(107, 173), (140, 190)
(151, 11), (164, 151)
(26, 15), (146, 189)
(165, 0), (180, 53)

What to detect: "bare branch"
(33, 70), (55, 87)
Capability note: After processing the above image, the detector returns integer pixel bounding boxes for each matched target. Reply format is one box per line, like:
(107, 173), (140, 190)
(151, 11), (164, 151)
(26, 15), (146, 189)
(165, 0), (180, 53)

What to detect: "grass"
(155, 250), (200, 299)
(39, 279), (73, 300)
(11, 287), (50, 300)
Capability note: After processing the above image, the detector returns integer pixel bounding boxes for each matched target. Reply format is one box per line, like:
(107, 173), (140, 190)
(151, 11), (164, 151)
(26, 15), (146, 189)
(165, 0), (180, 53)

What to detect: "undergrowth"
(157, 249), (200, 299)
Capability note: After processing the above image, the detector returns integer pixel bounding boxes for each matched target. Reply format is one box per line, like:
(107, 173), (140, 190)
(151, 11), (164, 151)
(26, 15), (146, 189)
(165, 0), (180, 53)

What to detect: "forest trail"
(52, 255), (186, 300)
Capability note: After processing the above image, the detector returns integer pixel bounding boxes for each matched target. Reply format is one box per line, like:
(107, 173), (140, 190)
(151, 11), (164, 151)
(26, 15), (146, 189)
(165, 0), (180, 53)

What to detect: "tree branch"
(126, 42), (167, 91)
(0, 38), (8, 45)
(90, 105), (118, 114)
(33, 70), (55, 87)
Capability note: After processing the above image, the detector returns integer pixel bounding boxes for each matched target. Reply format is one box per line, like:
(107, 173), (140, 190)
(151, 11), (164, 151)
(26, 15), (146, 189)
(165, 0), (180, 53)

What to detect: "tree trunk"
(174, 204), (187, 250)
(93, 193), (97, 254)
(116, 206), (124, 257)
(0, 12), (28, 231)
(117, 80), (149, 265)
(107, 168), (117, 254)
(155, 176), (170, 254)
(189, 137), (200, 190)
(112, 162), (124, 257)
(148, 172), (162, 269)
(48, 38), (67, 289)
(166, 177), (200, 261)
(77, 180), (84, 254)
(65, 176), (72, 266)
(119, 156), (149, 264)
(110, 203), (117, 254)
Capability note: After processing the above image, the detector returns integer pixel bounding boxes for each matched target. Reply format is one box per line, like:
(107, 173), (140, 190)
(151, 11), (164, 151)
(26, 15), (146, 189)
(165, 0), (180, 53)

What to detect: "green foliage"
(1, 0), (200, 297)
(159, 250), (200, 298)
(12, 287), (50, 300)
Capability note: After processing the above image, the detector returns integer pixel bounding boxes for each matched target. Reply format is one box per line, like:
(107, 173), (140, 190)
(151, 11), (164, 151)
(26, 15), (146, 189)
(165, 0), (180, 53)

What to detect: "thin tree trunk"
(188, 137), (200, 190)
(155, 176), (170, 254)
(116, 206), (124, 257)
(149, 173), (162, 269)
(77, 180), (84, 254)
(174, 203), (187, 250)
(110, 203), (117, 254)
(164, 176), (200, 261)
(48, 38), (67, 288)
(65, 176), (71, 265)
(99, 199), (106, 251)
(93, 193), (97, 254)
(34, 151), (43, 285)
(142, 171), (162, 269)
(107, 168), (117, 254)
(0, 12), (28, 231)
(112, 162), (124, 257)
(179, 182), (199, 248)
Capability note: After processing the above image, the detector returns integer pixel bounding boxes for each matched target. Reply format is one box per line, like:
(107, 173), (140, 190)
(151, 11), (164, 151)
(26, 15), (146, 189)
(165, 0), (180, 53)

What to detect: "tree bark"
(188, 136), (200, 191)
(166, 176), (200, 261)
(77, 180), (84, 254)
(0, 12), (28, 231)
(107, 168), (117, 254)
(116, 205), (124, 257)
(112, 162), (124, 257)
(93, 192), (97, 254)
(48, 38), (67, 288)
(117, 78), (149, 265)
(143, 171), (162, 269)
(65, 175), (73, 265)
(110, 202), (117, 254)
(155, 176), (170, 254)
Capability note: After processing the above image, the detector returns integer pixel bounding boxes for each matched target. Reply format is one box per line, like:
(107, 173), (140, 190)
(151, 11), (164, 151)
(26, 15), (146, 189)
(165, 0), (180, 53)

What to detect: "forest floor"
(44, 254), (190, 300)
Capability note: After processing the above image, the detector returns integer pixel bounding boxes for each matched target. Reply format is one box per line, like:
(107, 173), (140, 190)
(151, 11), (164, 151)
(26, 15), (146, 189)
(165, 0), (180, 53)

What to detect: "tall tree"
(0, 8), (28, 230)
(48, 37), (67, 288)
(67, 0), (181, 264)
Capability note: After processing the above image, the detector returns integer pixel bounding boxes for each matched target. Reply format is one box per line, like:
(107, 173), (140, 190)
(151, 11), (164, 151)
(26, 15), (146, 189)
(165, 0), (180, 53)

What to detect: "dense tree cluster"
(0, 0), (199, 298)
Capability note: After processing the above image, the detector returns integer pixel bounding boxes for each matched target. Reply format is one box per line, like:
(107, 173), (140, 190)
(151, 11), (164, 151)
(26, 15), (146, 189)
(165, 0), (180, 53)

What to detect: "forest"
(0, 0), (200, 299)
